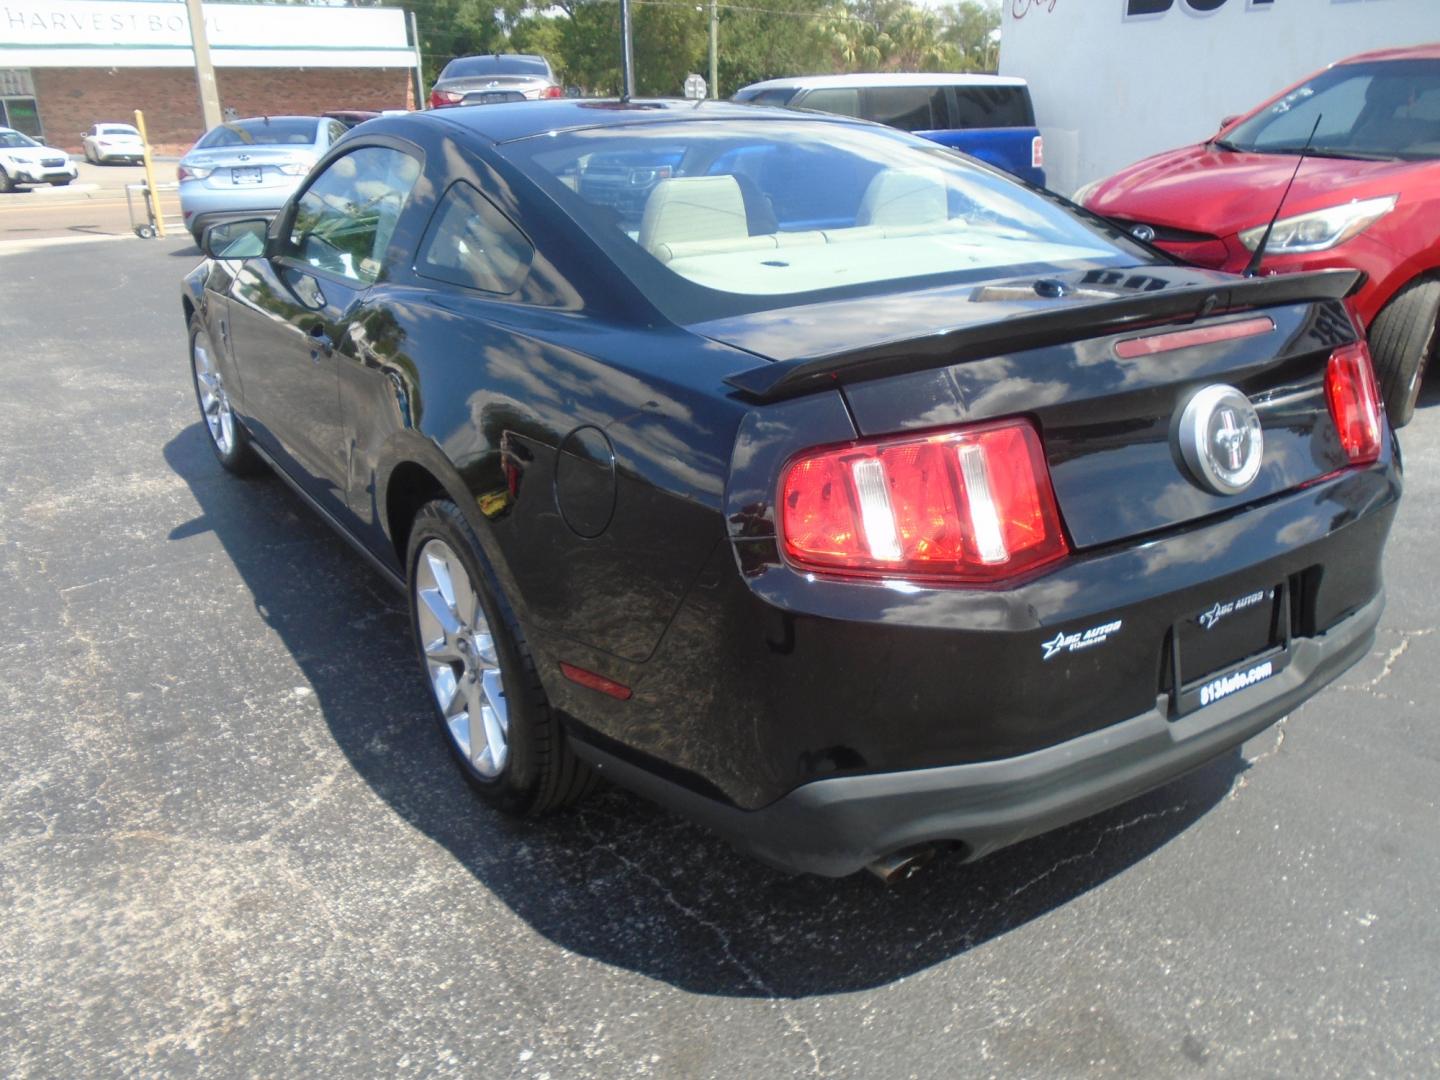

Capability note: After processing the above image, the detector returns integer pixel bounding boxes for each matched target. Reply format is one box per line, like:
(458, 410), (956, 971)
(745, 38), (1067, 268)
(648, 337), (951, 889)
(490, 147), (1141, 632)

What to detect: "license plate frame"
(1170, 581), (1292, 716)
(230, 166), (263, 185)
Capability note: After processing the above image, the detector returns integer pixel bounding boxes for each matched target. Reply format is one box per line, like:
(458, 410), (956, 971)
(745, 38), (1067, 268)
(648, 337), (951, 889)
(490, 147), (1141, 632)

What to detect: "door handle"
(308, 324), (333, 361)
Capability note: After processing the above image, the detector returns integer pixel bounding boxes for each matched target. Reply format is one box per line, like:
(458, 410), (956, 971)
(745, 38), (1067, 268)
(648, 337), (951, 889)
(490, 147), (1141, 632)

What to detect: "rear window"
(950, 87), (1035, 129)
(735, 87), (798, 107)
(100, 125), (138, 136)
(443, 55), (550, 78)
(508, 119), (1140, 324)
(197, 118), (320, 148)
(417, 182), (534, 294)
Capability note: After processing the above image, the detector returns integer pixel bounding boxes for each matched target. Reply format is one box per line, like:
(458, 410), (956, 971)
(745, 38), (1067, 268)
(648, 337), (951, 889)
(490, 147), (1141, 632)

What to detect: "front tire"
(49, 177), (71, 187)
(1369, 276), (1440, 428)
(0, 168), (14, 194)
(406, 499), (594, 816)
(188, 315), (261, 474)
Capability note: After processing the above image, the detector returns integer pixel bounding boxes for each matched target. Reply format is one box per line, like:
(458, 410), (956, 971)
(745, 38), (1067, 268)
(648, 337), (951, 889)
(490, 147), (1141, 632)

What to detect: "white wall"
(1000, 0), (1440, 196)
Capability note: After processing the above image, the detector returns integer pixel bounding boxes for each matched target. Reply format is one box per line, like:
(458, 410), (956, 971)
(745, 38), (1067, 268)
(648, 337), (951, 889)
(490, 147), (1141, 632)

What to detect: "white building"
(1000, 0), (1440, 195)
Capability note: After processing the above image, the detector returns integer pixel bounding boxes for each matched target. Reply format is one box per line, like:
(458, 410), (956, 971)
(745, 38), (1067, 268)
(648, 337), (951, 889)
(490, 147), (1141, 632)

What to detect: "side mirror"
(1218, 115), (1240, 131)
(203, 217), (271, 260)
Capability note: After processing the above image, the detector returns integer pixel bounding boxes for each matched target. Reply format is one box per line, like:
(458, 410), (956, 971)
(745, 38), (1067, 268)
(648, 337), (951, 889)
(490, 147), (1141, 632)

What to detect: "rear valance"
(723, 268), (1361, 402)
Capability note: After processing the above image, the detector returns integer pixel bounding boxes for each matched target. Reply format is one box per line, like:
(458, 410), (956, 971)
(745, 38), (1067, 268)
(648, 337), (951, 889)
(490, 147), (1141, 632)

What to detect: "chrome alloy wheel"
(413, 538), (509, 777)
(192, 336), (235, 455)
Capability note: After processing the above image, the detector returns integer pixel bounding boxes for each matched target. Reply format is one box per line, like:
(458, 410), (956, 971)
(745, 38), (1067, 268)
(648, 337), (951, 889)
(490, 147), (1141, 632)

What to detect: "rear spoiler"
(723, 268), (1362, 403)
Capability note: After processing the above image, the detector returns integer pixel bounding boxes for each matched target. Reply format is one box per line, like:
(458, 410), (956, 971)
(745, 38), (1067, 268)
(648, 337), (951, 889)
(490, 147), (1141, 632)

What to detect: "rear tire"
(1369, 276), (1440, 428)
(406, 499), (595, 817)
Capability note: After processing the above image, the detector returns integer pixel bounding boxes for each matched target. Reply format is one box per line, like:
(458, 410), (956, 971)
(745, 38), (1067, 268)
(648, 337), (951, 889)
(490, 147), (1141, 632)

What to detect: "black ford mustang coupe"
(182, 101), (1399, 879)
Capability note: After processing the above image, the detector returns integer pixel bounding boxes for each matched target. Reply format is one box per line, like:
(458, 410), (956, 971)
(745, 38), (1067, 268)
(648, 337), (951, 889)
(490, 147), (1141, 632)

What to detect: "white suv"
(0, 127), (78, 191)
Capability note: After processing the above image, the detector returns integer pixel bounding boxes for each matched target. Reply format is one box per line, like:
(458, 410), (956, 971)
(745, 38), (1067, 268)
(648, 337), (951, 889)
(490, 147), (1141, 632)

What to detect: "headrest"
(639, 175), (748, 254)
(857, 167), (948, 228)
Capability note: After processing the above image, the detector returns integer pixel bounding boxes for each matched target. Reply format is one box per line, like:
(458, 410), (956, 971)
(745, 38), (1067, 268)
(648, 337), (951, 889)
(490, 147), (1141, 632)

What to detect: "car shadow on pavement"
(164, 422), (1243, 999)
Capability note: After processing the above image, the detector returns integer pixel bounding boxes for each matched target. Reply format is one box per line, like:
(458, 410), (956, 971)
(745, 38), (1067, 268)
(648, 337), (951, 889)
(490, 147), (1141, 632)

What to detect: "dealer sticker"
(1041, 619), (1122, 661)
(1199, 659), (1274, 707)
(1197, 588), (1270, 631)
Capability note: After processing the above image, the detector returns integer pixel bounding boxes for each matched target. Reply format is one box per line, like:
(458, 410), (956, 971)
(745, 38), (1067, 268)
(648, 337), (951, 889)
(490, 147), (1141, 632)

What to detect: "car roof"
(450, 52), (547, 61)
(1336, 42), (1440, 64)
(738, 72), (1028, 92)
(420, 97), (863, 144)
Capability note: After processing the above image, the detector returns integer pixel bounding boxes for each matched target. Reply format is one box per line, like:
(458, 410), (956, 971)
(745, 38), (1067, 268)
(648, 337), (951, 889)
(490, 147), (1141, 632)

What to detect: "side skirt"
(247, 439), (407, 594)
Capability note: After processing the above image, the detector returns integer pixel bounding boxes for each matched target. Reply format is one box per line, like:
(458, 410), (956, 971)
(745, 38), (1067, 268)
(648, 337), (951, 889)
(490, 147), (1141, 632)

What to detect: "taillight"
(429, 89), (464, 108)
(176, 164), (212, 182)
(779, 418), (1069, 584)
(1031, 135), (1044, 170)
(1325, 341), (1384, 465)
(542, 85), (563, 99)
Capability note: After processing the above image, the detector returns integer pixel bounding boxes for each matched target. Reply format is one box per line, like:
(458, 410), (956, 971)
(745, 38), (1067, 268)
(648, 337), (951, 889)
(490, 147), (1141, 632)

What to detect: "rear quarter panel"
(921, 127), (1045, 187)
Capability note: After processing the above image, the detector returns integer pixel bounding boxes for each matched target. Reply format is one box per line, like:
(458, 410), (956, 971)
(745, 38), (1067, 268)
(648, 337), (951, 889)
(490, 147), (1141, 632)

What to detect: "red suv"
(1078, 45), (1440, 426)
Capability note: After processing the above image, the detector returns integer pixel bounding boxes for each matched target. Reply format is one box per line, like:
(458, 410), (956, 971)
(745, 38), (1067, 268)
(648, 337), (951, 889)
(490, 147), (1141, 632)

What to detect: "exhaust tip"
(865, 845), (937, 885)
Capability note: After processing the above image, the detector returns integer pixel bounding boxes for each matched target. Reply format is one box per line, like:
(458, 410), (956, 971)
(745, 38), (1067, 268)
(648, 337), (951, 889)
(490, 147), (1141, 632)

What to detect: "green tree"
(941, 0), (1001, 72)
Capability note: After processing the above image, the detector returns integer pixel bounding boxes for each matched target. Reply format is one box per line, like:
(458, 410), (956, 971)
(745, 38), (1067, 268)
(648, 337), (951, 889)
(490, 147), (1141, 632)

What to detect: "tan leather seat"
(857, 167), (948, 228)
(639, 176), (749, 255)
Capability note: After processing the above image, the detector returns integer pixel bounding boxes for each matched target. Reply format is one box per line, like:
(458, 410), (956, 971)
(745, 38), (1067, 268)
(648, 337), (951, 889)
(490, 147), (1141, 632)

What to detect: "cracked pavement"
(2, 239), (1438, 1078)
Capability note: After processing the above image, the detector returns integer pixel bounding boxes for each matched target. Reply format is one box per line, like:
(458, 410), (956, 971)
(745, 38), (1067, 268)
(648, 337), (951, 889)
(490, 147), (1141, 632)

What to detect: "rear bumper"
(574, 589), (1382, 876)
(179, 183), (295, 236)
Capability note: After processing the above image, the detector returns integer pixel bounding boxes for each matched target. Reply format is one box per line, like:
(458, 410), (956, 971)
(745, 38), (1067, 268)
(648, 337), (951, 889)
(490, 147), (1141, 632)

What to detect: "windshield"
(1221, 59), (1440, 161)
(100, 125), (139, 136)
(0, 131), (39, 148)
(443, 55), (550, 78)
(506, 118), (1144, 322)
(196, 118), (320, 149)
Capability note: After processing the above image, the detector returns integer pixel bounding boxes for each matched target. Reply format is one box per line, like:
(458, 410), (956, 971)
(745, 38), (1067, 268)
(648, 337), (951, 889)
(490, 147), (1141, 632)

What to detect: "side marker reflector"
(560, 662), (633, 701)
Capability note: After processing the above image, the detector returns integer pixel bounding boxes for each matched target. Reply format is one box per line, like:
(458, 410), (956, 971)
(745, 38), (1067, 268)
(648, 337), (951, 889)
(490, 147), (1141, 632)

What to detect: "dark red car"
(1079, 44), (1440, 426)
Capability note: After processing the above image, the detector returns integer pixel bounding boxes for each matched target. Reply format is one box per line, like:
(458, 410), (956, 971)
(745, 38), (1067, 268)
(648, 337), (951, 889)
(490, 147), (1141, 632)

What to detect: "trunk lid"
(437, 74), (547, 95)
(714, 266), (1365, 550)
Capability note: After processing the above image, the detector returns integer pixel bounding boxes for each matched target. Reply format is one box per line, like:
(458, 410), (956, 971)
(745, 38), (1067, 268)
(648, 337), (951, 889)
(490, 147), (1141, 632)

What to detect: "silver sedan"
(177, 116), (348, 244)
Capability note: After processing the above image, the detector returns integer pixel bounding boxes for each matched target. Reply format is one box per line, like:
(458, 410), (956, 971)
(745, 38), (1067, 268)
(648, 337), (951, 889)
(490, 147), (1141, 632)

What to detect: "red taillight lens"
(779, 419), (1069, 584)
(1031, 135), (1044, 170)
(429, 89), (464, 108)
(1325, 341), (1384, 465)
(542, 85), (563, 99)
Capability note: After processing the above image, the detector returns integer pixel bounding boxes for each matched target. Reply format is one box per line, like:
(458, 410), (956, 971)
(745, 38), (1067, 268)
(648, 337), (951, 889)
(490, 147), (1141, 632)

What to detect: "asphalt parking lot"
(3, 236), (1439, 1079)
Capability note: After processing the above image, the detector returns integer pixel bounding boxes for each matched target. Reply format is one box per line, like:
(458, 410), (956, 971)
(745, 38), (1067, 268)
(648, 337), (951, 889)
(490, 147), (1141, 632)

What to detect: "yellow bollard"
(132, 109), (167, 239)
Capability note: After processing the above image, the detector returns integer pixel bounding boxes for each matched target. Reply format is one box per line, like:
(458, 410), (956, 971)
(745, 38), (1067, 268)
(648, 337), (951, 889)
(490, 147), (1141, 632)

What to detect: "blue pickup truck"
(732, 73), (1046, 188)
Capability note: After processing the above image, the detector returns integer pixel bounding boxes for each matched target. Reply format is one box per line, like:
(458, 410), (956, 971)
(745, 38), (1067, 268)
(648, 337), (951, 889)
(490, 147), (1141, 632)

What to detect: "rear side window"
(417, 182), (533, 294)
(864, 86), (948, 132)
(949, 87), (1035, 129)
(796, 87), (860, 118)
(743, 88), (798, 106)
